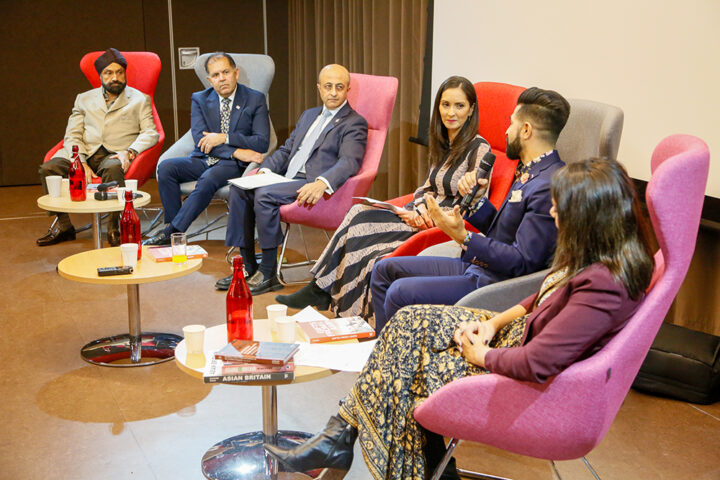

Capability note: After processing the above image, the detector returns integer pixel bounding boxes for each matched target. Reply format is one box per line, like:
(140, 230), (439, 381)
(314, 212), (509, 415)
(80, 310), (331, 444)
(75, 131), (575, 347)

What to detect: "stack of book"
(203, 339), (300, 384)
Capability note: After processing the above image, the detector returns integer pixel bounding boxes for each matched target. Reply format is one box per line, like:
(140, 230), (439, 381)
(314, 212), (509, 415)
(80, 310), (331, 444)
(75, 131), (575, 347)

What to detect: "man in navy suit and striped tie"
(215, 64), (368, 294)
(145, 52), (270, 246)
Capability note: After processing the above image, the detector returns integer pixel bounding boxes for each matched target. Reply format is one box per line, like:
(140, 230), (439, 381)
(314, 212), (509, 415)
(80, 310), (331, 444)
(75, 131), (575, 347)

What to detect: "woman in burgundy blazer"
(265, 158), (656, 480)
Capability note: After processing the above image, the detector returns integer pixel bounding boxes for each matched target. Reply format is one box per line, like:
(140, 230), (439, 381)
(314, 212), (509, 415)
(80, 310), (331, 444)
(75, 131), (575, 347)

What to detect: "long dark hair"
(551, 158), (654, 299)
(428, 76), (480, 167)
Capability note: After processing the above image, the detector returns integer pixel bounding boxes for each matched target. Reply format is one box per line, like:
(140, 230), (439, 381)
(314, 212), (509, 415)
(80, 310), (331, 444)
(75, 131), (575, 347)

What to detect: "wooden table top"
(37, 191), (151, 214)
(176, 322), (357, 385)
(57, 246), (202, 285)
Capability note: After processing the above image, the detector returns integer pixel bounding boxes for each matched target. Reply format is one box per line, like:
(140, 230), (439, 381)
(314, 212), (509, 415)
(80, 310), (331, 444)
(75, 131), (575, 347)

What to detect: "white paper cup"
(61, 178), (70, 197)
(120, 243), (139, 268)
(275, 316), (296, 343)
(116, 187), (127, 205)
(124, 179), (138, 192)
(46, 175), (62, 198)
(182, 324), (206, 354)
(266, 304), (288, 333)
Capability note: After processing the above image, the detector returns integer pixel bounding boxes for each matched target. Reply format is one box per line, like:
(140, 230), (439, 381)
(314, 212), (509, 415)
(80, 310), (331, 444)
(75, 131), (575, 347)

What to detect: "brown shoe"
(107, 229), (121, 247)
(107, 213), (121, 246)
(37, 226), (76, 246)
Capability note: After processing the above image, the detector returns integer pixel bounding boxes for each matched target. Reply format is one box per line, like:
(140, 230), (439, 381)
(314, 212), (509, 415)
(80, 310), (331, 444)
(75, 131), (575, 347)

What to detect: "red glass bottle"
(68, 145), (86, 201)
(226, 256), (253, 342)
(120, 189), (142, 259)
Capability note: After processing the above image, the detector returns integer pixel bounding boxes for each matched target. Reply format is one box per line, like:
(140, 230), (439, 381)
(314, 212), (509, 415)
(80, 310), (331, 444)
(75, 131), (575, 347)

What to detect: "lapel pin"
(235, 105), (241, 110)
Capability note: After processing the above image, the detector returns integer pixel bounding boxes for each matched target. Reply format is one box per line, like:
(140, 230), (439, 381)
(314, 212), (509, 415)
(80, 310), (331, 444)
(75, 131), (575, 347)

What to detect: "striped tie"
(207, 97), (231, 167)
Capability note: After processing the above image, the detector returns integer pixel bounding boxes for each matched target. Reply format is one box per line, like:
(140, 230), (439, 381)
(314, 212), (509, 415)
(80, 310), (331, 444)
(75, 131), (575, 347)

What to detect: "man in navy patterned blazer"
(370, 88), (570, 332)
(145, 52), (270, 245)
(215, 64), (368, 295)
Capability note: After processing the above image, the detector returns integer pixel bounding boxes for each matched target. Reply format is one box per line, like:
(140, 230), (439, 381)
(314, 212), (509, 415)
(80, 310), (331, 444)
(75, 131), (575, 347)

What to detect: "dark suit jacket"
(262, 102), (368, 190)
(485, 263), (644, 383)
(190, 83), (270, 160)
(462, 150), (565, 284)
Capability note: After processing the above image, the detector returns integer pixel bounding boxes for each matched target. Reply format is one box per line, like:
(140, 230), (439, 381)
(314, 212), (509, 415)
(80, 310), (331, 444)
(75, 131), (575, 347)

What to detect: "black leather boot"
(264, 415), (357, 478)
(275, 279), (331, 310)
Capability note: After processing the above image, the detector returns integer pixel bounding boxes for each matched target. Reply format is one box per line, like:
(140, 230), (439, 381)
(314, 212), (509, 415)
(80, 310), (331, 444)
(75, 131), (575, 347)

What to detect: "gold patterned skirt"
(338, 304), (526, 480)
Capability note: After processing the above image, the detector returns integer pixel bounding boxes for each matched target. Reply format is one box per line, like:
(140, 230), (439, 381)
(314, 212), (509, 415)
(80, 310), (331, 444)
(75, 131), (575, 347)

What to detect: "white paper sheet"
(294, 340), (377, 372)
(228, 171), (294, 190)
(292, 306), (332, 323)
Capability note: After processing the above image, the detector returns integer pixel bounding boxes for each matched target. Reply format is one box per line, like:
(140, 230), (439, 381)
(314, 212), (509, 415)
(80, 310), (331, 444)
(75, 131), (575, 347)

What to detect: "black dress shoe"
(142, 232), (171, 246)
(247, 271), (283, 295)
(107, 229), (121, 247)
(215, 274), (233, 291)
(265, 415), (357, 478)
(37, 226), (76, 246)
(276, 279), (331, 310)
(215, 268), (256, 291)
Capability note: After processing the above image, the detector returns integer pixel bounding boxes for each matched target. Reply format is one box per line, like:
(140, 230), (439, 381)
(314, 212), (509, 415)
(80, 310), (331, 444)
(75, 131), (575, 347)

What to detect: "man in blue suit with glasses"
(146, 52), (270, 246)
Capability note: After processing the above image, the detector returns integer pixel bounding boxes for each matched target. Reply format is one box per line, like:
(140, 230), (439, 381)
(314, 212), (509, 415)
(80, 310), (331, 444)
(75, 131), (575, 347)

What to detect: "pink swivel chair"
(44, 51), (165, 188)
(414, 134), (710, 479)
(276, 73), (398, 284)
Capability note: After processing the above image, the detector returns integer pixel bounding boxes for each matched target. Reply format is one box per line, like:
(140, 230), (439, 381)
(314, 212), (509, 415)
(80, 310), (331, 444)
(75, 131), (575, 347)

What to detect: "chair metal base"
(186, 208), (228, 240)
(138, 207), (164, 236)
(431, 438), (602, 480)
(80, 332), (182, 367)
(276, 223), (331, 286)
(201, 431), (319, 480)
(457, 469), (511, 480)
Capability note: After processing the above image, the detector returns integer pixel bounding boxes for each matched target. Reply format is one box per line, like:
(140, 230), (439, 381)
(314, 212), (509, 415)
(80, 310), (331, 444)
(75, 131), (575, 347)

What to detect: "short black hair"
(516, 87), (571, 143)
(204, 52), (236, 73)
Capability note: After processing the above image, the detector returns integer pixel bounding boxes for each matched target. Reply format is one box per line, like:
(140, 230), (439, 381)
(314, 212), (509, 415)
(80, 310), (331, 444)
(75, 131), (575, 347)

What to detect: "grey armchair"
(154, 53), (277, 238)
(452, 98), (625, 310)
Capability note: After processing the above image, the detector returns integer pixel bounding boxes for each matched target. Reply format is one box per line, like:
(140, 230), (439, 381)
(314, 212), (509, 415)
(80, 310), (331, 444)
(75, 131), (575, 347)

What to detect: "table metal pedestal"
(80, 284), (182, 367)
(90, 212), (103, 249)
(201, 385), (317, 480)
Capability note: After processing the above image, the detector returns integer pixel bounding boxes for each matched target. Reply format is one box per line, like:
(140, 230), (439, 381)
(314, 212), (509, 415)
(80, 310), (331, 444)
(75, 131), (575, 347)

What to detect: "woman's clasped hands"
(453, 318), (497, 367)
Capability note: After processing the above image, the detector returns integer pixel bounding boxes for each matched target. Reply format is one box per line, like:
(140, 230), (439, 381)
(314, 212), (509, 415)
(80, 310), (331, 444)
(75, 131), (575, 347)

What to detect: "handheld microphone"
(459, 152), (496, 215)
(94, 191), (117, 201)
(95, 190), (141, 201)
(97, 181), (118, 192)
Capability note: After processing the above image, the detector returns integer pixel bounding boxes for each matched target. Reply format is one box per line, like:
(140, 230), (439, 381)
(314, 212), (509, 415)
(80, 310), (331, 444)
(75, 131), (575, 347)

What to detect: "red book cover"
(298, 316), (375, 343)
(214, 340), (300, 365)
(203, 358), (295, 384)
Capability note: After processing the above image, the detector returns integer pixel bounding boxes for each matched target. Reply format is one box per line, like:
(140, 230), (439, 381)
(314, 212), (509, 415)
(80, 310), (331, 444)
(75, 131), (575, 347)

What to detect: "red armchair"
(384, 81), (525, 258)
(43, 51), (165, 187)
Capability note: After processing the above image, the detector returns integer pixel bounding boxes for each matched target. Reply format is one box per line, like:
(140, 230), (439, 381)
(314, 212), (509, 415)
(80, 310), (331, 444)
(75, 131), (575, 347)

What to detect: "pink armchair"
(276, 73), (398, 284)
(43, 51), (165, 188)
(414, 134), (710, 479)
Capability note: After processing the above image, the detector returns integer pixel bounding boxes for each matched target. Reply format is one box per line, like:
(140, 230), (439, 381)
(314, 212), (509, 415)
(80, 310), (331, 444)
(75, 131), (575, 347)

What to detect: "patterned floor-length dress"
(312, 135), (491, 320)
(337, 270), (565, 479)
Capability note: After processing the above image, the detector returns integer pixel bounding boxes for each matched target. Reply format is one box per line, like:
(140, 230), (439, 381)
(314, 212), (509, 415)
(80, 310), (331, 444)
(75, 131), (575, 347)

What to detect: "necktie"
(207, 97), (231, 167)
(285, 110), (332, 179)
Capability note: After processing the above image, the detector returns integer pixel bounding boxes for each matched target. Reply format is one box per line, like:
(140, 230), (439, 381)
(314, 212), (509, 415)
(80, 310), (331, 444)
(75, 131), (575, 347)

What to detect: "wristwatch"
(460, 231), (473, 251)
(126, 148), (137, 161)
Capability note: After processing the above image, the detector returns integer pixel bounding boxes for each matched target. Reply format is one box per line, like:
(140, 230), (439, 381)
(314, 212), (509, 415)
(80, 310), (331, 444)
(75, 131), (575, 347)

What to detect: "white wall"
(433, 0), (720, 197)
